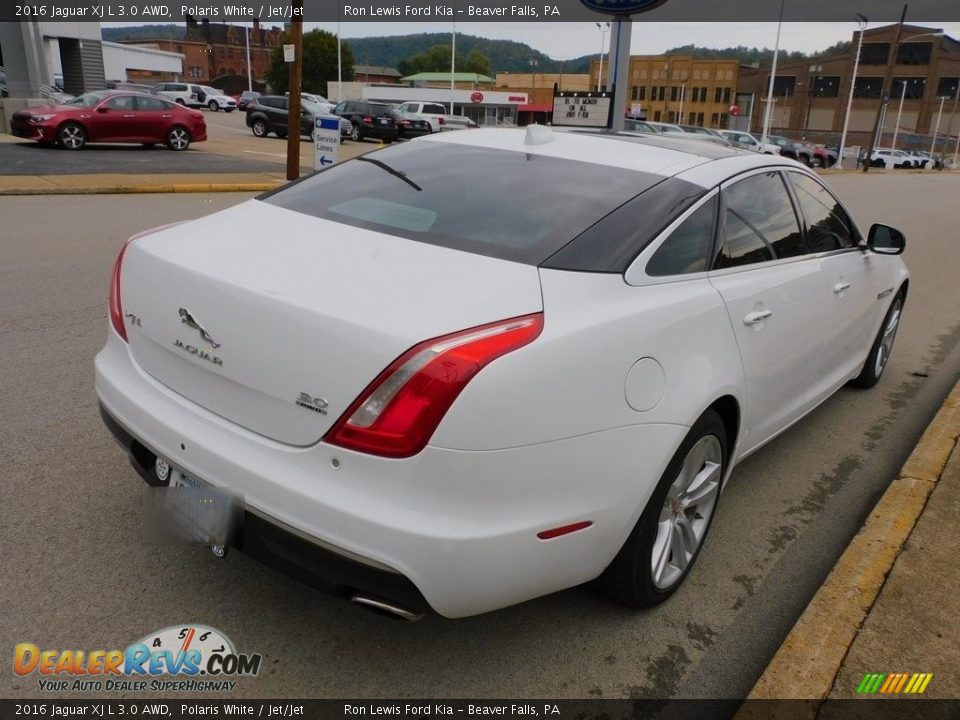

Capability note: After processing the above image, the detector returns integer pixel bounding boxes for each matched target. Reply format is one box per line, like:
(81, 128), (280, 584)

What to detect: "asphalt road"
(0, 109), (388, 175)
(2, 173), (959, 704)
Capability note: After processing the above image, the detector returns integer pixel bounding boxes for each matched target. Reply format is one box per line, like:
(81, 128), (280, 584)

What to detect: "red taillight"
(108, 240), (131, 342)
(438, 116), (445, 125)
(362, 115), (373, 124)
(325, 313), (544, 458)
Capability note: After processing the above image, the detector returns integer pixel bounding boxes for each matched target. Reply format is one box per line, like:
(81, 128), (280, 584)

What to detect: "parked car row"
(623, 118), (846, 168)
(868, 148), (943, 169)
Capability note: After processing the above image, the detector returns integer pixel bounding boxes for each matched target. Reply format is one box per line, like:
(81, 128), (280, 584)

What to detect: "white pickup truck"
(394, 101), (476, 132)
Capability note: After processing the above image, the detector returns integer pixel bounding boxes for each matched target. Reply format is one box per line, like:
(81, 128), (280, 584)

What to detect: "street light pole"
(450, 20), (456, 114)
(337, 21), (342, 102)
(839, 15), (867, 169)
(244, 21), (252, 92)
(595, 22), (610, 92)
(678, 80), (686, 124)
(892, 80), (907, 150)
(761, 0), (785, 150)
(930, 95), (946, 155)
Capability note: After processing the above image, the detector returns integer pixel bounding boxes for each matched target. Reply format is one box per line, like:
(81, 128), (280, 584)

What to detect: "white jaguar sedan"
(95, 127), (908, 620)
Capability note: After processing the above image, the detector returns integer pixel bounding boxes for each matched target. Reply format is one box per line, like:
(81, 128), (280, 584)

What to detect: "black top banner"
(1, 0), (959, 23)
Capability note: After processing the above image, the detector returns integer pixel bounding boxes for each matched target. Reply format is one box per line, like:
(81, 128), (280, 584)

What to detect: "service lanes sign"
(313, 116), (340, 172)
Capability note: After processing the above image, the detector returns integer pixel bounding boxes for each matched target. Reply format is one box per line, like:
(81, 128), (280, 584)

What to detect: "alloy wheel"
(168, 127), (190, 150)
(874, 297), (902, 378)
(59, 124), (85, 150)
(651, 435), (722, 590)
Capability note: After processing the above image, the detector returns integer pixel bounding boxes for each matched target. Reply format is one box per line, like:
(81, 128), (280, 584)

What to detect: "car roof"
(421, 127), (790, 188)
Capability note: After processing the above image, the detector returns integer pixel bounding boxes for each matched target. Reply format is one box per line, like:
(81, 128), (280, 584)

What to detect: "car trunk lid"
(120, 200), (543, 446)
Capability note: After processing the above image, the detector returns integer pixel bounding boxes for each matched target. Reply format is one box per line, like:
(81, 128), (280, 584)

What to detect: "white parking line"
(241, 150), (288, 158)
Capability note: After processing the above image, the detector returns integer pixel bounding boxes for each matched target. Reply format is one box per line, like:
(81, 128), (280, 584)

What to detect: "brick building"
(590, 55), (739, 127)
(123, 19), (283, 88)
(737, 24), (960, 148)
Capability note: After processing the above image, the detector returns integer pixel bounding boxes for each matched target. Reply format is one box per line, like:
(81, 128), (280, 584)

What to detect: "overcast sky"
(103, 21), (960, 61)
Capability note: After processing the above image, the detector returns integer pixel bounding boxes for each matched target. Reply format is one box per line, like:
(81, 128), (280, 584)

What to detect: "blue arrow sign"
(319, 156), (333, 166)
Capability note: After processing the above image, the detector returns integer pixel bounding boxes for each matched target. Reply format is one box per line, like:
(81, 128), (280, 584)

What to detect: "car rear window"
(261, 142), (664, 266)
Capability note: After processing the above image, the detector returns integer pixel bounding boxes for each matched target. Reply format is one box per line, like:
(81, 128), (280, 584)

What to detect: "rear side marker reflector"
(537, 521), (593, 540)
(325, 313), (544, 459)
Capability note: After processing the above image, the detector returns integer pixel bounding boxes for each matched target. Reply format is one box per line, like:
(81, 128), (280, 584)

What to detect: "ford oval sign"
(579, 0), (671, 14)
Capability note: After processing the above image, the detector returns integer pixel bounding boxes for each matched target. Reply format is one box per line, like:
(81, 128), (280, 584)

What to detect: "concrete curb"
(0, 182), (282, 196)
(742, 379), (960, 703)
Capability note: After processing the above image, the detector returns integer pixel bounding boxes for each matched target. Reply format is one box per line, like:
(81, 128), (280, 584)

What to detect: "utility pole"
(285, 0), (304, 181)
(760, 0), (785, 150)
(863, 4), (907, 173)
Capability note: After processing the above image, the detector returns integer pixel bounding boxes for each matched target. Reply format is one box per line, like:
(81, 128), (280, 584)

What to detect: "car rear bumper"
(361, 124), (398, 140)
(95, 331), (683, 617)
(98, 400), (430, 616)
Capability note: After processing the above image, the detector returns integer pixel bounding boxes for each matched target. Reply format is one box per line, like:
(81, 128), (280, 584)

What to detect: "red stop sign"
(470, 92), (484, 103)
(729, 105), (741, 116)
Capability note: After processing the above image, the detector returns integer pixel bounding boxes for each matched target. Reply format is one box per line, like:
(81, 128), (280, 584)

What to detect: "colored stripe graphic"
(857, 672), (932, 694)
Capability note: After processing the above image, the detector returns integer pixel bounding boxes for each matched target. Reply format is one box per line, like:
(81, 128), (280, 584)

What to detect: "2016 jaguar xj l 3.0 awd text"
(95, 126), (908, 619)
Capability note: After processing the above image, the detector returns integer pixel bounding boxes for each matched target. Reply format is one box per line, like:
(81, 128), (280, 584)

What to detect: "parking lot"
(0, 106), (382, 175)
(1, 169), (958, 700)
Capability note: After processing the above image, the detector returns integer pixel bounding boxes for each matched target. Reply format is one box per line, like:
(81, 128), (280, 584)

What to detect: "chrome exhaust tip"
(350, 593), (424, 622)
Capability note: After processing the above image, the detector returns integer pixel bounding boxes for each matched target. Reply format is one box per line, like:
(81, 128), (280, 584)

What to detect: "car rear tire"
(383, 137), (394, 145)
(598, 409), (727, 608)
(350, 122), (361, 142)
(176, 98), (186, 106)
(166, 126), (191, 151)
(851, 291), (904, 389)
(57, 122), (86, 150)
(209, 100), (219, 112)
(251, 120), (268, 138)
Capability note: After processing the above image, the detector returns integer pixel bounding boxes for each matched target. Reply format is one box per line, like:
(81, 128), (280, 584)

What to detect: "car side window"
(716, 172), (804, 269)
(135, 96), (169, 111)
(646, 195), (718, 276)
(105, 95), (134, 111)
(426, 104), (446, 114)
(786, 173), (857, 252)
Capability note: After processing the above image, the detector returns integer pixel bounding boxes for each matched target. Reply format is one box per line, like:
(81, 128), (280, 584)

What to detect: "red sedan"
(10, 91), (207, 151)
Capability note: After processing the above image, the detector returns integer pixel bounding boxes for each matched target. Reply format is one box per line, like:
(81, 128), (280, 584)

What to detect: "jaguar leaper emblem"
(178, 308), (220, 349)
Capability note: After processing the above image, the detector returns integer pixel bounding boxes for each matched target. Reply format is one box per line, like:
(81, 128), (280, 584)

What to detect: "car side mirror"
(866, 224), (906, 255)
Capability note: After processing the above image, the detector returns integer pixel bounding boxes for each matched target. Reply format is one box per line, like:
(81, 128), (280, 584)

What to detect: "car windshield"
(262, 141), (662, 265)
(301, 98), (326, 114)
(65, 92), (108, 108)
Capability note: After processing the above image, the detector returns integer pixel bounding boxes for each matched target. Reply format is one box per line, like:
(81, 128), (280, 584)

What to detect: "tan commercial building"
(737, 24), (960, 149)
(495, 72), (592, 125)
(590, 55), (739, 127)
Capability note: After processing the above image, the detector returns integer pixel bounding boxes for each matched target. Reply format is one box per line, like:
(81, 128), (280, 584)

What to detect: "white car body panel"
(95, 128), (909, 617)
(121, 201), (542, 446)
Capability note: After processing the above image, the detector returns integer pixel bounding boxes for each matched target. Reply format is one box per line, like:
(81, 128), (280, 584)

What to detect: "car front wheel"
(599, 409), (727, 607)
(166, 126), (191, 151)
(251, 120), (268, 138)
(209, 100), (219, 111)
(851, 292), (904, 389)
(57, 122), (86, 150)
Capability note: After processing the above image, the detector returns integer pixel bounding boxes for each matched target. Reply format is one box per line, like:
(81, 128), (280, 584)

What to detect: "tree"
(398, 44), (451, 76)
(266, 29), (353, 96)
(461, 49), (491, 77)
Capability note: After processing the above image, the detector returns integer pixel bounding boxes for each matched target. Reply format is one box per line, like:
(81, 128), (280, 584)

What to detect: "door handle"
(833, 282), (851, 294)
(743, 310), (773, 326)
(123, 114), (135, 118)
(162, 114), (172, 118)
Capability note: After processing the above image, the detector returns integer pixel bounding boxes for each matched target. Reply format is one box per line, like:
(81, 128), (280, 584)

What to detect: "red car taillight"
(325, 313), (544, 458)
(362, 115), (373, 124)
(438, 117), (445, 125)
(108, 240), (132, 342)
